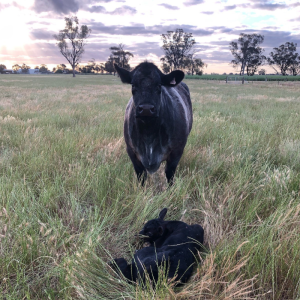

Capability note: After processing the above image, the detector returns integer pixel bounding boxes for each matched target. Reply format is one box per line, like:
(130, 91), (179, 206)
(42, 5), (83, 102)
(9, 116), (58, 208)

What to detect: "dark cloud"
(184, 0), (205, 7)
(199, 50), (233, 63)
(90, 22), (214, 37)
(226, 29), (300, 60)
(222, 5), (236, 10)
(85, 5), (106, 13)
(158, 4), (180, 10)
(30, 29), (55, 40)
(33, 0), (79, 14)
(245, 0), (300, 10)
(127, 42), (163, 57)
(251, 3), (286, 10)
(84, 5), (136, 15)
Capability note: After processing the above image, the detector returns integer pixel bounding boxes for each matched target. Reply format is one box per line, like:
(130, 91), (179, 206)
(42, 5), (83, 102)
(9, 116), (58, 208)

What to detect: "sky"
(0, 0), (300, 74)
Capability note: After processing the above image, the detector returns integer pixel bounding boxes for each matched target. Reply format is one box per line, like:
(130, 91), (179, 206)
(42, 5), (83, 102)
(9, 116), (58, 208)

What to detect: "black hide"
(112, 208), (204, 284)
(115, 62), (193, 185)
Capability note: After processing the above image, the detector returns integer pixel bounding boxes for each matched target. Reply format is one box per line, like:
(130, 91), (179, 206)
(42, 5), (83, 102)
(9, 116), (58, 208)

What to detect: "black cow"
(115, 62), (193, 185)
(112, 208), (204, 284)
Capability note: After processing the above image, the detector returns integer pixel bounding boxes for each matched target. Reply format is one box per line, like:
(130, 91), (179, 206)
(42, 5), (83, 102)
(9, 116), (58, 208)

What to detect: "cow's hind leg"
(127, 148), (147, 185)
(165, 152), (182, 185)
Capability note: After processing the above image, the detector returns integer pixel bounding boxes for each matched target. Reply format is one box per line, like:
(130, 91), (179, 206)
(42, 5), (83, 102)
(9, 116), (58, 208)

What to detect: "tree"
(93, 62), (105, 74)
(229, 33), (265, 76)
(34, 66), (39, 70)
(21, 63), (30, 73)
(161, 29), (196, 71)
(104, 55), (116, 75)
(0, 64), (6, 73)
(161, 62), (171, 74)
(109, 44), (133, 70)
(182, 54), (207, 75)
(267, 42), (299, 76)
(289, 57), (300, 76)
(12, 64), (20, 73)
(53, 16), (91, 77)
(267, 42), (300, 76)
(258, 68), (266, 75)
(39, 64), (48, 72)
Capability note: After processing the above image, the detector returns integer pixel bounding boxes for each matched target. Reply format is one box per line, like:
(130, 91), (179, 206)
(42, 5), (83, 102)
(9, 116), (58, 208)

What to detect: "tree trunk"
(72, 65), (76, 77)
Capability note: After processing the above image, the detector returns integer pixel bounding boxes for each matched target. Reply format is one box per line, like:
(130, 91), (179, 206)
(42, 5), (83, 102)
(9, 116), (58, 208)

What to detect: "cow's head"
(139, 208), (168, 242)
(115, 62), (184, 119)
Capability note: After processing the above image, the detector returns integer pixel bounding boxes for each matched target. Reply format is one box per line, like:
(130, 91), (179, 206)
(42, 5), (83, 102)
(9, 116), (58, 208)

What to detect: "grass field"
(185, 74), (300, 81)
(1, 74), (300, 299)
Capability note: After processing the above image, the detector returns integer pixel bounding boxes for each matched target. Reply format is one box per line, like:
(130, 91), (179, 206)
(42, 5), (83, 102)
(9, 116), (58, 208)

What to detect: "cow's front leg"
(165, 152), (182, 185)
(127, 147), (147, 185)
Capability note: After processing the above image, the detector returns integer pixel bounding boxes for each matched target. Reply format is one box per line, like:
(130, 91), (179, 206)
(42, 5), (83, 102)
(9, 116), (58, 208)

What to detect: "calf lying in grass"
(112, 208), (204, 284)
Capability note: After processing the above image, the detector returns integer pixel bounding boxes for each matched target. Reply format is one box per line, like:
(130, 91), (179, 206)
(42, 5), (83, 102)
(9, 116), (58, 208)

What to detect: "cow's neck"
(136, 117), (161, 136)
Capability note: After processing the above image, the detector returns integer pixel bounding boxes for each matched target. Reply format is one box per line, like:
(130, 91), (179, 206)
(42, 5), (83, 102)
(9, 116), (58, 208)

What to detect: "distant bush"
(185, 74), (300, 81)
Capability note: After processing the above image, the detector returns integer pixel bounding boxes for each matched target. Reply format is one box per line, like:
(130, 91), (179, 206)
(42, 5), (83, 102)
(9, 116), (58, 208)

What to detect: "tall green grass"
(1, 75), (300, 299)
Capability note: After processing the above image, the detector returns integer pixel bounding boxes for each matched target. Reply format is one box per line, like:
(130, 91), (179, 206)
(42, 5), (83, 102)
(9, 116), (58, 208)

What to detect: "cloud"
(222, 5), (236, 11)
(90, 22), (214, 37)
(85, 5), (106, 13)
(184, 0), (205, 7)
(227, 29), (300, 52)
(84, 5), (136, 15)
(30, 29), (56, 40)
(109, 5), (136, 15)
(158, 4), (180, 10)
(33, 0), (79, 14)
(245, 0), (300, 11)
(202, 11), (214, 15)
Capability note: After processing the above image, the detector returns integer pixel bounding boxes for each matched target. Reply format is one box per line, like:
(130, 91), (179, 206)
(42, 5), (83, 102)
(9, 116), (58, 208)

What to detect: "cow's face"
(115, 63), (184, 120)
(131, 72), (161, 119)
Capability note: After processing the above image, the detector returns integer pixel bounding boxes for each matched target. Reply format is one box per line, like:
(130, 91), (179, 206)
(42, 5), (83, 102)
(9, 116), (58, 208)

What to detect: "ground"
(1, 74), (300, 299)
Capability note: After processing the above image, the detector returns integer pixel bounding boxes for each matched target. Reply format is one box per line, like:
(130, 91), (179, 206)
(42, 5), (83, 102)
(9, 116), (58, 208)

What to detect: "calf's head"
(139, 208), (168, 242)
(115, 62), (184, 119)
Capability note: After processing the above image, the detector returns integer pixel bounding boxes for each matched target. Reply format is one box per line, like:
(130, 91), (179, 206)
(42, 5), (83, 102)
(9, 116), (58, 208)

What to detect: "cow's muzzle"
(136, 104), (157, 117)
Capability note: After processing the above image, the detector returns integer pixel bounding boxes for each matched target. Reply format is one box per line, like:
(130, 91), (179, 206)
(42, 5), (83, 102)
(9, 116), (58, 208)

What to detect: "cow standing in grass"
(115, 62), (192, 185)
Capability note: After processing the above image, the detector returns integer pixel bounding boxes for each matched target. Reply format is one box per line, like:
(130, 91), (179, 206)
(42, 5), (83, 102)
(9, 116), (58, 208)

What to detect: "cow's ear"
(114, 64), (132, 84)
(161, 70), (184, 87)
(159, 208), (167, 220)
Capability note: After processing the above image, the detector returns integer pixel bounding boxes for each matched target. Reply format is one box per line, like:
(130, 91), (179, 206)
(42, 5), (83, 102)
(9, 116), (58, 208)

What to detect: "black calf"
(112, 208), (204, 284)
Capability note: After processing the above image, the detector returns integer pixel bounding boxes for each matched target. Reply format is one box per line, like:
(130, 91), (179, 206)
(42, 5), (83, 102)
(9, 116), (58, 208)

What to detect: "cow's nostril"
(150, 107), (155, 113)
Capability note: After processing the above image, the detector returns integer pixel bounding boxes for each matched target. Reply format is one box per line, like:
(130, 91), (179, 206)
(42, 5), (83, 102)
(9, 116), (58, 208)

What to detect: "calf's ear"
(159, 208), (167, 220)
(114, 64), (132, 84)
(161, 70), (184, 87)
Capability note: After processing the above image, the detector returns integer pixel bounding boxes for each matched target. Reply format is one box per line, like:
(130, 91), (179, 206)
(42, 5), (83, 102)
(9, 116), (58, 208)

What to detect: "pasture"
(1, 74), (300, 299)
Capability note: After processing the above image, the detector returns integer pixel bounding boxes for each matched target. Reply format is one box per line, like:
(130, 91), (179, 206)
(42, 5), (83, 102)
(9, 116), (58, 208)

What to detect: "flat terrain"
(1, 74), (300, 299)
